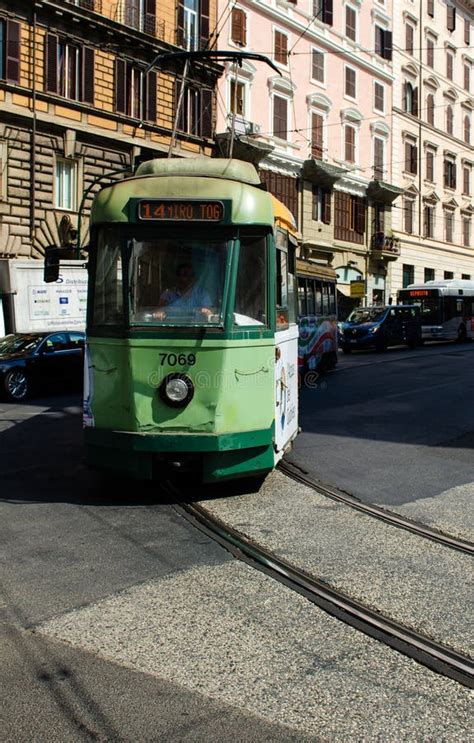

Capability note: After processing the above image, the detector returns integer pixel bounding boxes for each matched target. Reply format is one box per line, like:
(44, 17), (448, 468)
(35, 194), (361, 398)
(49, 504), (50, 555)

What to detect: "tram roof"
(135, 157), (261, 185)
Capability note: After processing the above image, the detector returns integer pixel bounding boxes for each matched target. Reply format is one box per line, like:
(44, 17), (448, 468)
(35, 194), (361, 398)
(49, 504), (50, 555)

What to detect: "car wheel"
(457, 325), (467, 343)
(342, 347), (352, 354)
(4, 369), (29, 401)
(375, 337), (388, 352)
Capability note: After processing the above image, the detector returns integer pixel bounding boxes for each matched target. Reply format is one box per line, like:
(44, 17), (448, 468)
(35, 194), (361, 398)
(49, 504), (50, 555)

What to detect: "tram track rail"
(279, 460), (474, 556)
(172, 495), (474, 689)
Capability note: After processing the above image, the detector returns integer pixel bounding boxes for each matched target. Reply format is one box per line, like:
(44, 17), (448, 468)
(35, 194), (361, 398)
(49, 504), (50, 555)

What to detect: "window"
(463, 165), (471, 195)
(345, 5), (357, 41)
(374, 27), (392, 60)
(124, 0), (156, 35)
(0, 19), (20, 84)
(427, 0), (434, 18)
(334, 191), (365, 244)
(231, 8), (246, 46)
(374, 82), (384, 113)
(447, 5), (456, 32)
(465, 19), (471, 46)
(404, 199), (415, 234)
(462, 216), (471, 248)
(464, 64), (471, 93)
(426, 94), (435, 126)
(313, 0), (334, 26)
(426, 38), (434, 68)
(274, 31), (288, 66)
(312, 49), (325, 84)
(344, 125), (356, 163)
(424, 268), (435, 282)
(260, 170), (298, 224)
(464, 116), (471, 145)
(177, 84), (213, 137)
(229, 79), (245, 116)
(373, 137), (384, 180)
(403, 264), (414, 288)
(374, 203), (385, 232)
(116, 61), (156, 121)
(444, 158), (456, 189)
(234, 235), (267, 326)
(403, 81), (418, 116)
(311, 113), (324, 158)
(45, 35), (94, 103)
(446, 105), (453, 135)
(55, 158), (77, 210)
(446, 51), (454, 81)
(426, 149), (435, 181)
(462, 273), (471, 280)
(444, 211), (454, 242)
(406, 23), (414, 54)
(404, 140), (418, 174)
(312, 186), (331, 223)
(423, 205), (435, 237)
(444, 271), (454, 279)
(0, 140), (7, 201)
(345, 67), (356, 98)
(273, 94), (288, 139)
(177, 0), (209, 51)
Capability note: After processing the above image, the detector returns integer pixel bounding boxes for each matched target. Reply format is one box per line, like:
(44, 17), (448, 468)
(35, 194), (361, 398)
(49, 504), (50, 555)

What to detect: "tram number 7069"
(159, 353), (196, 366)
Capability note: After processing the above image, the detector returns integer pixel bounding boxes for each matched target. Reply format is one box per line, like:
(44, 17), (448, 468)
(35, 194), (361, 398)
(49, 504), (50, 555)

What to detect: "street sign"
(350, 280), (365, 298)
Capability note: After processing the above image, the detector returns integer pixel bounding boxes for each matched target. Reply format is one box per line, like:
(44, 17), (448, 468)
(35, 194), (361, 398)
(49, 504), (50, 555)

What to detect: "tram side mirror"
(44, 246), (60, 283)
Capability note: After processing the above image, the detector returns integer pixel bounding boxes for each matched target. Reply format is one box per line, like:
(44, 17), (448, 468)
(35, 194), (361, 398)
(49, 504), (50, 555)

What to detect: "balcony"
(371, 232), (401, 260)
(112, 5), (162, 37)
(65, 0), (102, 11)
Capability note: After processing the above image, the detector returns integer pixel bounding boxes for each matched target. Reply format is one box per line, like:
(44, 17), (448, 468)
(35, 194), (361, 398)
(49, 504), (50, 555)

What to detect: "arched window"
(426, 94), (435, 126)
(403, 82), (418, 116)
(446, 105), (453, 135)
(464, 115), (471, 145)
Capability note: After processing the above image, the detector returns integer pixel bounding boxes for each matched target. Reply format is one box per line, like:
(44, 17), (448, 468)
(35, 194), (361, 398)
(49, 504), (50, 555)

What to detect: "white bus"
(397, 280), (474, 342)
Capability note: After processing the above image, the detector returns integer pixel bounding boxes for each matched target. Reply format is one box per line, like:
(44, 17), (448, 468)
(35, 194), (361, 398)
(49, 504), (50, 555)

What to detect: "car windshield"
(0, 334), (43, 354)
(347, 307), (387, 324)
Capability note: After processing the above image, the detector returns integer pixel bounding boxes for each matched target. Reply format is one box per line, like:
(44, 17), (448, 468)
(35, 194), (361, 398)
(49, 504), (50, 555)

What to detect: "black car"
(339, 305), (422, 353)
(0, 331), (85, 401)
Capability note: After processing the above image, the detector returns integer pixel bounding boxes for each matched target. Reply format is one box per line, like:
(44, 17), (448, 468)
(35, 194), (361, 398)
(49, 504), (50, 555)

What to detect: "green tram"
(82, 158), (299, 483)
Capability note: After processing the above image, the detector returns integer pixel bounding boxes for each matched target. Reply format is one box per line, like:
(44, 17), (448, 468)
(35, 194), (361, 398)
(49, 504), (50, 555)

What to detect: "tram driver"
(153, 262), (212, 321)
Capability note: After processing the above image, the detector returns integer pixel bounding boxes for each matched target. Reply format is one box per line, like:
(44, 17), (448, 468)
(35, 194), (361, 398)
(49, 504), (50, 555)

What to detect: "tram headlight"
(160, 373), (194, 407)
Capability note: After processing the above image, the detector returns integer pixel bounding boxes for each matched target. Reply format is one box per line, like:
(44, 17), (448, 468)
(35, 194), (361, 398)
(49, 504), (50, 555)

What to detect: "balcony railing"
(371, 232), (401, 257)
(65, 0), (102, 11)
(112, 5), (162, 37)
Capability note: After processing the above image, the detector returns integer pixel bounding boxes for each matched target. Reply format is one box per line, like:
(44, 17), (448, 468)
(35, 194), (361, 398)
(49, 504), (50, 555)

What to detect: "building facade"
(215, 0), (402, 314)
(390, 0), (473, 294)
(0, 0), (219, 258)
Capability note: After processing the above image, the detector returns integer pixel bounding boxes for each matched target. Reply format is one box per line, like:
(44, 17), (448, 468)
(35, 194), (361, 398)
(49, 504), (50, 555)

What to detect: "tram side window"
(315, 281), (322, 314)
(234, 235), (267, 326)
(298, 280), (307, 316)
(92, 229), (123, 325)
(329, 283), (336, 314)
(322, 284), (330, 314)
(276, 231), (289, 329)
(306, 280), (316, 315)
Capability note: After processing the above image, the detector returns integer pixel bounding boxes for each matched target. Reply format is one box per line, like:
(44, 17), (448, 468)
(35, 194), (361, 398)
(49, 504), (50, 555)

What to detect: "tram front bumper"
(84, 427), (275, 482)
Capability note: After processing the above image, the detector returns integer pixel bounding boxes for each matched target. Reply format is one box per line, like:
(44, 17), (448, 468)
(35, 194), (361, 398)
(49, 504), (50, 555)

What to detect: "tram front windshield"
(397, 290), (442, 324)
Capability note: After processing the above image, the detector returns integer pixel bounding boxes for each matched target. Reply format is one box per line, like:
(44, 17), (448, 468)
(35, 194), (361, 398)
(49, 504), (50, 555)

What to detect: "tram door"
(274, 229), (299, 460)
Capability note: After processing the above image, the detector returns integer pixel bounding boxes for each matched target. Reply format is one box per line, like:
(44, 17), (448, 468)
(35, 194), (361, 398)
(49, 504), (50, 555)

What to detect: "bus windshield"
(398, 290), (441, 323)
(347, 307), (387, 324)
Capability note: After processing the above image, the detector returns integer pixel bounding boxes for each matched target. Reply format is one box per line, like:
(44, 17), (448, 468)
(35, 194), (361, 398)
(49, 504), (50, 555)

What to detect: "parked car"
(0, 331), (85, 401)
(339, 305), (421, 353)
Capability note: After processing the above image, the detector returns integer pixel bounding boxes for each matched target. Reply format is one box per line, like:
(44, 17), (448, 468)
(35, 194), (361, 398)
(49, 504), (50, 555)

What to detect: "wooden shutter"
(6, 20), (21, 84)
(200, 0), (210, 50)
(200, 89), (212, 138)
(412, 86), (418, 117)
(374, 138), (384, 179)
(311, 113), (323, 159)
(322, 190), (331, 224)
(45, 33), (58, 93)
(411, 145), (418, 174)
(345, 126), (355, 162)
(426, 152), (433, 181)
(274, 32), (287, 65)
(144, 0), (156, 35)
(465, 19), (470, 46)
(447, 6), (456, 32)
(427, 0), (434, 16)
(355, 197), (365, 234)
(382, 30), (392, 61)
(231, 9), (246, 45)
(145, 71), (157, 121)
(273, 96), (287, 139)
(322, 0), (333, 26)
(176, 0), (185, 46)
(115, 58), (127, 114)
(82, 47), (95, 104)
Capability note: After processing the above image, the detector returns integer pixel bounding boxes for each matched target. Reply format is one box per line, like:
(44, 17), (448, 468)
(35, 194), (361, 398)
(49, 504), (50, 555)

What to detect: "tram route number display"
(159, 353), (196, 366)
(139, 200), (224, 222)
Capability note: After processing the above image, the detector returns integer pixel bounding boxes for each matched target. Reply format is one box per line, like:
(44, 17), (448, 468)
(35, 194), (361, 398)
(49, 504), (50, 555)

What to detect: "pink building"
(216, 0), (402, 312)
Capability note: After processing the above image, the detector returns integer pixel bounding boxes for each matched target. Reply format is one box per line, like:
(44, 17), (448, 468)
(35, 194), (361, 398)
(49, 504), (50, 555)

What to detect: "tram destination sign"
(138, 200), (225, 222)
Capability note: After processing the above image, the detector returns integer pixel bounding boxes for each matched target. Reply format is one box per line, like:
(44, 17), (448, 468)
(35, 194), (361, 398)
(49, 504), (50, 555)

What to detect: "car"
(0, 331), (85, 401)
(339, 305), (422, 353)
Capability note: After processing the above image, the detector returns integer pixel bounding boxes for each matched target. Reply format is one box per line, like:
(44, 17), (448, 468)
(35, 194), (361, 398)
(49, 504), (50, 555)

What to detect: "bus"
(398, 279), (474, 343)
(66, 157), (300, 483)
(296, 258), (338, 373)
